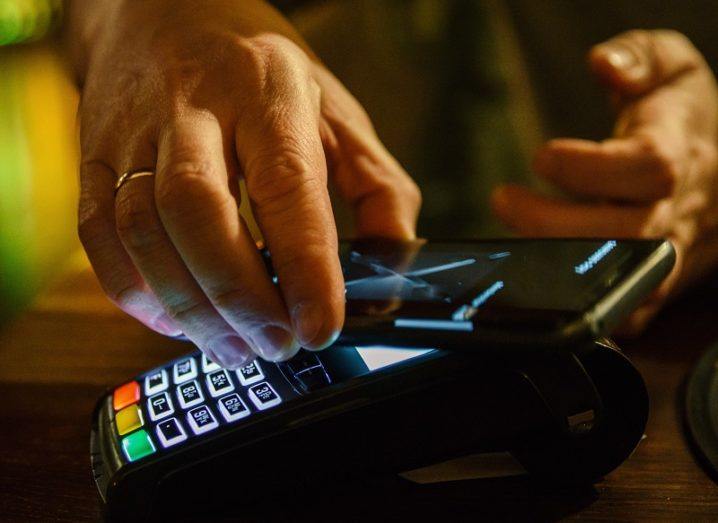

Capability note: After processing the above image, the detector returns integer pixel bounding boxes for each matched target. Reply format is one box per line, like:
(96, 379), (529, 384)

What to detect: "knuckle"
(247, 33), (304, 66)
(155, 160), (217, 214)
(270, 230), (336, 276)
(638, 136), (679, 196)
(163, 295), (205, 324)
(401, 177), (422, 211)
(207, 284), (255, 321)
(77, 198), (108, 249)
(115, 193), (164, 250)
(247, 150), (322, 213)
(106, 281), (141, 308)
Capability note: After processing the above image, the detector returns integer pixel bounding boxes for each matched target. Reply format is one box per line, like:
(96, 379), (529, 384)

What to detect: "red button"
(113, 381), (140, 411)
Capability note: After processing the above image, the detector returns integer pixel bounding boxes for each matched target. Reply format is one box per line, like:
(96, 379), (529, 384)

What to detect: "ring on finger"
(115, 168), (156, 195)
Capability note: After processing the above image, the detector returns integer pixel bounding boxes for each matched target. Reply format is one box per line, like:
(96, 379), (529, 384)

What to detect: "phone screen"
(341, 239), (666, 328)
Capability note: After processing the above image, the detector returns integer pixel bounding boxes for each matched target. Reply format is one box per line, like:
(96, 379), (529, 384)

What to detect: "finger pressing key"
(155, 111), (300, 362)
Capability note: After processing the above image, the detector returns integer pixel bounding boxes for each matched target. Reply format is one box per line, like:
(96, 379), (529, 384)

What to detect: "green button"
(121, 429), (156, 462)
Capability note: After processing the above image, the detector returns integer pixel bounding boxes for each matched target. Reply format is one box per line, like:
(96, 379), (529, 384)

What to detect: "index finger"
(534, 137), (678, 202)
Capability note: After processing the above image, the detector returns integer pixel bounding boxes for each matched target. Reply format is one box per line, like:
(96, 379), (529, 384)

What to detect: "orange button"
(113, 381), (140, 411)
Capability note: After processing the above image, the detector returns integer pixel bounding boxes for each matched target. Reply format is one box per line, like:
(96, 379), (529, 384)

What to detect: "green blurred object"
(0, 0), (61, 46)
(0, 43), (79, 325)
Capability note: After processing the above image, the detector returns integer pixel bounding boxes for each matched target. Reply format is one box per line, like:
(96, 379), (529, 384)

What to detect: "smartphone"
(333, 238), (675, 350)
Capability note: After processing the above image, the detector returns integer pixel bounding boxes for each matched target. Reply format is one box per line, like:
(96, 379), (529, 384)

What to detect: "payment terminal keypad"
(177, 380), (204, 409)
(110, 352), (297, 464)
(155, 418), (187, 448)
(147, 392), (174, 421)
(237, 361), (264, 386)
(206, 370), (234, 397)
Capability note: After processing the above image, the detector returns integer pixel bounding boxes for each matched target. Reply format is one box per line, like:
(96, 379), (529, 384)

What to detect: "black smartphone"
(336, 238), (675, 350)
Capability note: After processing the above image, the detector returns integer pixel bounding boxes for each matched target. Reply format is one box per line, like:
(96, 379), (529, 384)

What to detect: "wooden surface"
(1, 260), (717, 521)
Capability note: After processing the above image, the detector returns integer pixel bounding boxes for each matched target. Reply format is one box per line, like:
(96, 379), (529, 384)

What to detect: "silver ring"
(114, 169), (155, 195)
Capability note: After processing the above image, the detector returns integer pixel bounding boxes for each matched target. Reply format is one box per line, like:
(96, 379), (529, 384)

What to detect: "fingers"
(314, 65), (421, 239)
(115, 172), (255, 369)
(589, 30), (703, 97)
(534, 137), (676, 202)
(237, 61), (344, 351)
(78, 159), (182, 337)
(155, 111), (300, 362)
(491, 184), (654, 238)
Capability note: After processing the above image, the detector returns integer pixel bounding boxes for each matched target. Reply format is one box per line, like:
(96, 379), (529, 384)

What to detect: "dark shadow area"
(154, 474), (598, 523)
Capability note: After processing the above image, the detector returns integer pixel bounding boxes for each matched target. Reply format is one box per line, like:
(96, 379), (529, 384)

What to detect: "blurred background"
(0, 0), (79, 325)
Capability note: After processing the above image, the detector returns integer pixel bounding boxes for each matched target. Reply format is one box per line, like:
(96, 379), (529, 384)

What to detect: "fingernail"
(251, 325), (298, 362)
(152, 313), (183, 337)
(292, 302), (337, 350)
(209, 335), (254, 369)
(604, 46), (638, 71)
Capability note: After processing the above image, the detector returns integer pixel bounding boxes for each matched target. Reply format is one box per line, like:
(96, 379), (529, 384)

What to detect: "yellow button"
(116, 404), (144, 436)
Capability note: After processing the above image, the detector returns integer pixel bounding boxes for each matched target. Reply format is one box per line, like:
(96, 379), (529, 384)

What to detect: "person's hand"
(492, 30), (718, 334)
(68, 0), (421, 366)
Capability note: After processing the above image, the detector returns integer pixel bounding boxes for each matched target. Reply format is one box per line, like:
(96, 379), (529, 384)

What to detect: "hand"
(68, 0), (421, 366)
(492, 30), (718, 334)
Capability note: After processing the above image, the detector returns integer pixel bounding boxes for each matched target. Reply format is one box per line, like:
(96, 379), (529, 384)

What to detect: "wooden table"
(1, 259), (717, 521)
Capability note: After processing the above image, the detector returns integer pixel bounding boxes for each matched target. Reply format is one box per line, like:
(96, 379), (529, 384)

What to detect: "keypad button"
(147, 391), (175, 421)
(217, 393), (250, 422)
(122, 429), (156, 462)
(248, 382), (282, 411)
(155, 418), (188, 448)
(206, 370), (234, 398)
(113, 381), (140, 411)
(201, 354), (221, 373)
(236, 361), (264, 386)
(177, 380), (204, 409)
(173, 357), (197, 385)
(116, 404), (144, 436)
(144, 369), (169, 396)
(187, 405), (219, 435)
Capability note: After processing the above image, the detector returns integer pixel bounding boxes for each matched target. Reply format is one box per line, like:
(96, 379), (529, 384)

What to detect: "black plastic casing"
(91, 339), (648, 521)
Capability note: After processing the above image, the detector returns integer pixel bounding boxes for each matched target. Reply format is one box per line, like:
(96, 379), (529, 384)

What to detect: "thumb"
(589, 30), (702, 97)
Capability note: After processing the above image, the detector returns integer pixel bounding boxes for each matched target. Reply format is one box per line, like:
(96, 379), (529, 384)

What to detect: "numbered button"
(237, 361), (264, 386)
(173, 357), (197, 384)
(201, 354), (221, 373)
(144, 369), (169, 396)
(147, 391), (174, 421)
(248, 382), (282, 411)
(155, 418), (188, 448)
(177, 380), (204, 409)
(206, 370), (234, 398)
(217, 393), (250, 422)
(187, 405), (219, 435)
